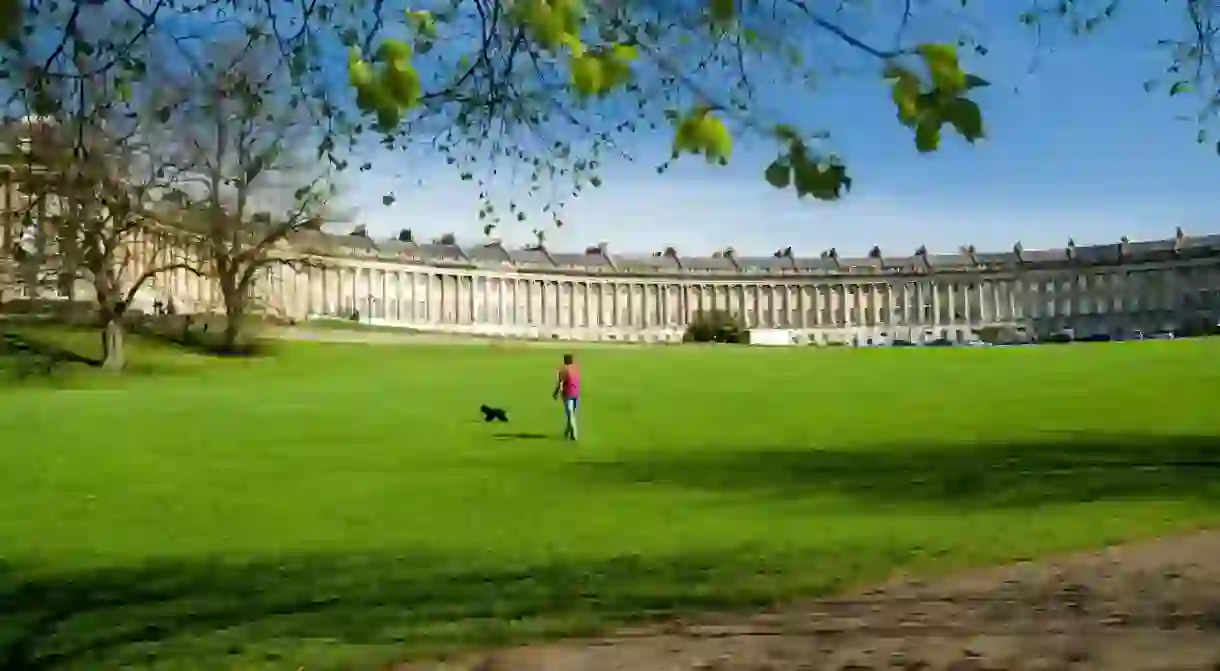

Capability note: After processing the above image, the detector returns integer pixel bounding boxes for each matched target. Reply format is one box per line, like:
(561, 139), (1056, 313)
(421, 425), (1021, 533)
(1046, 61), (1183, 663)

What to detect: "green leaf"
(709, 0), (735, 24)
(915, 118), (941, 153)
(918, 43), (966, 93)
(890, 71), (922, 126)
(963, 74), (991, 89)
(791, 160), (850, 201)
(764, 159), (791, 189)
(1169, 81), (1192, 96)
(772, 124), (800, 142)
(943, 97), (984, 142)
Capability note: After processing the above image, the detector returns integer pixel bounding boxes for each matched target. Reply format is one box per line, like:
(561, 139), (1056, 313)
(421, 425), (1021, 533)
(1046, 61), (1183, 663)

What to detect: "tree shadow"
(0, 548), (800, 671)
(126, 317), (277, 358)
(0, 332), (102, 377)
(568, 431), (1220, 509)
(492, 432), (549, 440)
(3, 433), (1219, 670)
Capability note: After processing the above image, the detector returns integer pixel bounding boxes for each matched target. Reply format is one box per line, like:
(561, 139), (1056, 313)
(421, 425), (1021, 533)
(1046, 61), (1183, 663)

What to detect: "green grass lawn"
(2, 332), (1220, 670)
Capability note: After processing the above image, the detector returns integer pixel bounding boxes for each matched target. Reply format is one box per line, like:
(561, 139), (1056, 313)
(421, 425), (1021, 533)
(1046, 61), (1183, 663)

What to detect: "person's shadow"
(492, 432), (548, 440)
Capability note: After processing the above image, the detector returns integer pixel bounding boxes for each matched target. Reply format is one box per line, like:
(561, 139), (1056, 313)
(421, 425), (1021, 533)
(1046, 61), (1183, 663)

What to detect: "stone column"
(871, 285), (881, 326)
(544, 280), (553, 327)
(900, 283), (909, 324)
(390, 271), (400, 322)
(991, 281), (1002, 322)
(604, 282), (613, 328)
(623, 283), (633, 329)
(405, 272), (415, 323)
(430, 273), (439, 323)
(495, 278), (504, 326)
(796, 286), (806, 328)
(551, 281), (560, 327)
(472, 275), (480, 324)
(947, 283), (957, 326)
(319, 266), (329, 314)
(885, 283), (896, 327)
(587, 282), (597, 330)
(657, 284), (666, 328)
(1009, 279), (1019, 320)
(567, 281), (576, 330)
(640, 284), (650, 330)
(931, 283), (941, 330)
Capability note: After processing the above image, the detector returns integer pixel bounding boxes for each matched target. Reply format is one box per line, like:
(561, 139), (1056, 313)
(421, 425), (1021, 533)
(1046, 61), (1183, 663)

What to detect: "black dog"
(480, 405), (509, 422)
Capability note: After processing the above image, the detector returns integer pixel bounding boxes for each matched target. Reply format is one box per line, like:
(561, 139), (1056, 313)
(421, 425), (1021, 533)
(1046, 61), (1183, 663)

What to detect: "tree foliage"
(148, 35), (339, 352)
(1, 0), (1218, 249)
(683, 308), (744, 344)
(3, 37), (205, 370)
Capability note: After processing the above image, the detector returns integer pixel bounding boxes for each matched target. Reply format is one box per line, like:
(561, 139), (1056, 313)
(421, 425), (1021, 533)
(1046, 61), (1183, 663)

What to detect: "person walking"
(552, 353), (581, 441)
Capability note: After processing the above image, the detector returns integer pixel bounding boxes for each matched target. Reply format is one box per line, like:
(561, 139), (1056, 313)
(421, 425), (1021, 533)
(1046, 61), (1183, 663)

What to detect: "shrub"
(682, 309), (744, 344)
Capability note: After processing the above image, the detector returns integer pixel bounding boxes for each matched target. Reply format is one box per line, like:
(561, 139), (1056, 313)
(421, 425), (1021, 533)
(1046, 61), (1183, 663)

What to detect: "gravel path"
(400, 530), (1220, 671)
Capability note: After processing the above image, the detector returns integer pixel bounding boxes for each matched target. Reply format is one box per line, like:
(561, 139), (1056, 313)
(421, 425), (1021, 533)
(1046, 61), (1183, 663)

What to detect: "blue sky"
(340, 3), (1219, 256)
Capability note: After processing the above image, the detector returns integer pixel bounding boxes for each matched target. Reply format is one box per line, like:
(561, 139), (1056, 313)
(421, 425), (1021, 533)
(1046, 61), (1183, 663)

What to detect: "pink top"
(559, 364), (581, 398)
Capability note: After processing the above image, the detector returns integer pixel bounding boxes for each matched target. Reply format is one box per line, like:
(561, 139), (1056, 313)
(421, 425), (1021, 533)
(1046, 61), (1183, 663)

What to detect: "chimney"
(721, 246), (739, 270)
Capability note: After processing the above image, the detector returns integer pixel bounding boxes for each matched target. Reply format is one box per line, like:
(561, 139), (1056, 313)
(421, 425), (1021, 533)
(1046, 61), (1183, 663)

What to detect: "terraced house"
(183, 229), (1220, 344)
(4, 118), (1219, 344)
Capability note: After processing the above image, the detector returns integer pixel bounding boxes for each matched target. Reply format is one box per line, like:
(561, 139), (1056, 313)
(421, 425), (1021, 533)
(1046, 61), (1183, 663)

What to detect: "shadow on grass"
(4, 433), (1220, 670)
(493, 432), (549, 440)
(569, 431), (1220, 509)
(0, 332), (101, 382)
(127, 319), (279, 359)
(0, 548), (826, 671)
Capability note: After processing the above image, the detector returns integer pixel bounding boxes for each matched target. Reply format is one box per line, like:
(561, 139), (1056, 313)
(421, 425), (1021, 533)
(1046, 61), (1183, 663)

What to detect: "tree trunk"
(101, 317), (125, 371)
(221, 315), (241, 352)
(220, 296), (246, 352)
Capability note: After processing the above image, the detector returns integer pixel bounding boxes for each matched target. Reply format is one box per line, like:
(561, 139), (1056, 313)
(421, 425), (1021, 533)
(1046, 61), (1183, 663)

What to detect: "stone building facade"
(4, 116), (1219, 344)
(124, 228), (1220, 344)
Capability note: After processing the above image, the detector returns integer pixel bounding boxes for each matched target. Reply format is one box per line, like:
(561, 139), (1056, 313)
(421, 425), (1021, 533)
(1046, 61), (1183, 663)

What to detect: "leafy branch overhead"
(887, 45), (990, 154)
(5, 0), (1219, 231)
(347, 0), (994, 206)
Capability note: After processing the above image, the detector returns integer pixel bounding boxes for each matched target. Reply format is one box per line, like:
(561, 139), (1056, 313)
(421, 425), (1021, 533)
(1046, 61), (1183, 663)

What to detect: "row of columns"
(241, 262), (1220, 332)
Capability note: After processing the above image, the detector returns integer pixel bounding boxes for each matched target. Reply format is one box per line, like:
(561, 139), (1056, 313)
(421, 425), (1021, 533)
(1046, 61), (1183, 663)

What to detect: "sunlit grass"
(1, 334), (1218, 670)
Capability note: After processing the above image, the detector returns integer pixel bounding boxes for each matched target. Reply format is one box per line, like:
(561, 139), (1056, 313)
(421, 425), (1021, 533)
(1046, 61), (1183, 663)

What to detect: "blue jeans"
(562, 396), (579, 440)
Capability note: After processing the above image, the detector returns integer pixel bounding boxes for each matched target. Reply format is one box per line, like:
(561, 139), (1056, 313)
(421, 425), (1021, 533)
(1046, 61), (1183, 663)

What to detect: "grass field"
(2, 330), (1220, 670)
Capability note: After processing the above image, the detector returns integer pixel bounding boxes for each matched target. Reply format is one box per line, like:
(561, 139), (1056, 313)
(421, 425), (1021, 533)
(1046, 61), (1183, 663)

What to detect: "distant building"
(3, 117), (1219, 343)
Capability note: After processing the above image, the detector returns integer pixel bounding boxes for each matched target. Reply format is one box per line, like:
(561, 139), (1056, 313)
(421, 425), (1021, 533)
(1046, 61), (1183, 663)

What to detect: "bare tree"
(150, 35), (336, 351)
(5, 46), (200, 369)
(1, 117), (68, 307)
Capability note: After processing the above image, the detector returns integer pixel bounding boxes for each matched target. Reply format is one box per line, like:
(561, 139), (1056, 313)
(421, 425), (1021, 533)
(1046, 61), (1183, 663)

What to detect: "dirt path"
(402, 530), (1220, 671)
